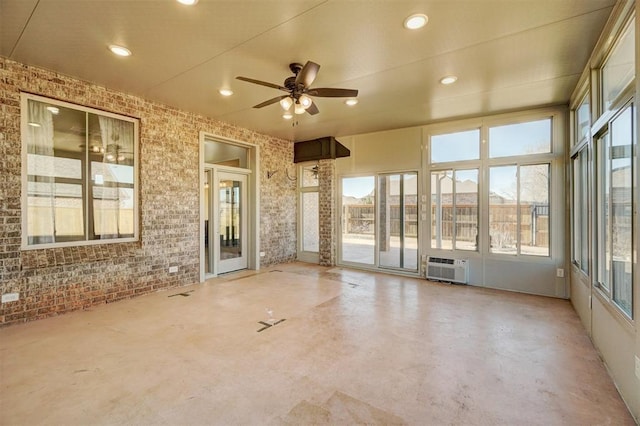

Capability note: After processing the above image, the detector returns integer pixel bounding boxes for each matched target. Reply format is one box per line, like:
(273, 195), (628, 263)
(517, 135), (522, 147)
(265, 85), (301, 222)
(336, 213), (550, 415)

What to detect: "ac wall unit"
(426, 257), (469, 284)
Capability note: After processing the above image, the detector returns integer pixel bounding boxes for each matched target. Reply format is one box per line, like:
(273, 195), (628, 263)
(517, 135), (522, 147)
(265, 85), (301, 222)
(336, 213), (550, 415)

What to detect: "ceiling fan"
(236, 61), (358, 116)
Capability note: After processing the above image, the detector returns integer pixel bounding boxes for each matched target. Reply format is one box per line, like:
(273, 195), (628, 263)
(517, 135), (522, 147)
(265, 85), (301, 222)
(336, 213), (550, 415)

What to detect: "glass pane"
(379, 174), (418, 270)
(572, 156), (580, 264)
(597, 132), (610, 291)
(301, 164), (319, 187)
(430, 129), (480, 163)
(431, 170), (453, 250)
(489, 119), (551, 158)
(519, 164), (550, 256)
(454, 169), (478, 251)
(219, 180), (242, 260)
(342, 176), (375, 264)
(204, 170), (211, 274)
(576, 96), (590, 142)
(302, 192), (319, 252)
(403, 173), (418, 270)
(90, 113), (135, 240)
(579, 150), (589, 273)
(379, 175), (401, 268)
(204, 140), (248, 167)
(26, 101), (86, 245)
(489, 166), (518, 254)
(602, 20), (635, 112)
(610, 106), (633, 317)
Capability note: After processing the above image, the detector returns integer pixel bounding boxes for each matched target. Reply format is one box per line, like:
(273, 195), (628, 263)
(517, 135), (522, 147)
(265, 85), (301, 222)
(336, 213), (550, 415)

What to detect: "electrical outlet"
(556, 268), (564, 278)
(260, 252), (265, 257)
(169, 266), (178, 273)
(2, 293), (19, 303)
(635, 356), (640, 380)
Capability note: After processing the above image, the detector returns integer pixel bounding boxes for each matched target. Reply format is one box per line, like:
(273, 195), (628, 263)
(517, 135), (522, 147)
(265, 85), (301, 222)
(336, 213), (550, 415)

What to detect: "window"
(431, 169), (478, 251)
(571, 148), (589, 274)
(595, 103), (633, 318)
(22, 94), (138, 248)
(430, 129), (480, 163)
(489, 119), (551, 158)
(602, 19), (635, 112)
(576, 95), (590, 143)
(299, 163), (319, 254)
(489, 164), (549, 256)
(487, 117), (552, 256)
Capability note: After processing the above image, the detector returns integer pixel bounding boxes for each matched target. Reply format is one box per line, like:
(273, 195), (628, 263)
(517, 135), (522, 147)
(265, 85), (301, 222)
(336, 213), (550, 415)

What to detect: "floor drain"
(168, 290), (194, 298)
(257, 319), (286, 332)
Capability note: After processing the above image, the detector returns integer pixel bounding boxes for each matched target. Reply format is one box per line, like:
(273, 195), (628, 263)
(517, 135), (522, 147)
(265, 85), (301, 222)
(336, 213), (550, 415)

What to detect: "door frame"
(199, 133), (260, 281)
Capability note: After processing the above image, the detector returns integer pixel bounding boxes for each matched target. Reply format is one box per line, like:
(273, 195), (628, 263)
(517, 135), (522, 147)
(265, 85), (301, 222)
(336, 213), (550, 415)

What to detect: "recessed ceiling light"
(177, 0), (198, 4)
(345, 99), (358, 106)
(440, 75), (458, 85)
(404, 14), (428, 30)
(219, 88), (233, 97)
(108, 45), (131, 57)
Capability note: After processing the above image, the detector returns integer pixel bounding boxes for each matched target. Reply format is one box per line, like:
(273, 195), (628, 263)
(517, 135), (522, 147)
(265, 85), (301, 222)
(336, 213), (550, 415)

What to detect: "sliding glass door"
(340, 172), (418, 272)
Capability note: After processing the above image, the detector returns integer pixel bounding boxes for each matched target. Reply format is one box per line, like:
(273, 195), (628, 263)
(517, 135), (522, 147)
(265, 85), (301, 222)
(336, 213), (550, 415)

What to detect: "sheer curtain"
(27, 101), (56, 244)
(97, 116), (134, 238)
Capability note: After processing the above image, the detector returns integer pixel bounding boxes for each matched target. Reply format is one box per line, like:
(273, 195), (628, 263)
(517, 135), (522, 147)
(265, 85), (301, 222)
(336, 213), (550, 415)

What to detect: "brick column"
(318, 159), (336, 266)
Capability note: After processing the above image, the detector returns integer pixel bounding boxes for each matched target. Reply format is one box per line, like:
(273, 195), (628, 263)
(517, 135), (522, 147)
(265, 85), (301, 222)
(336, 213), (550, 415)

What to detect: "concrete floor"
(0, 262), (635, 425)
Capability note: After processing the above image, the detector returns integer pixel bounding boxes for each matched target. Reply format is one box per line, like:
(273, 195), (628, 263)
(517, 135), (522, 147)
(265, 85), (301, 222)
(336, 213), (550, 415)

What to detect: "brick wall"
(0, 58), (296, 325)
(318, 159), (336, 266)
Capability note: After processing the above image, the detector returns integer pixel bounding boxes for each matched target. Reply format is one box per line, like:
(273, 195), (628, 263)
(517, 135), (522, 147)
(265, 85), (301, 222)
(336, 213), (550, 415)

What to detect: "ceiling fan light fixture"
(108, 44), (131, 57)
(280, 97), (294, 110)
(299, 94), (312, 109)
(345, 98), (358, 106)
(294, 103), (306, 115)
(219, 88), (233, 97)
(440, 75), (458, 85)
(177, 0), (198, 5)
(404, 13), (428, 30)
(282, 111), (293, 120)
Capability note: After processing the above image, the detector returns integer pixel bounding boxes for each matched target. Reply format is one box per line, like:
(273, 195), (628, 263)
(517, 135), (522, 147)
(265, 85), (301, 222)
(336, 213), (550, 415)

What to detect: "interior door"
(217, 171), (248, 274)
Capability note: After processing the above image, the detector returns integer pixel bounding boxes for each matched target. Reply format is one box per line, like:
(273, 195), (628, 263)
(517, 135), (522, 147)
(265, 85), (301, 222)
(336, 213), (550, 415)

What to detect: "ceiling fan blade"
(306, 102), (319, 115)
(308, 88), (359, 98)
(236, 76), (287, 91)
(295, 61), (320, 88)
(253, 95), (290, 109)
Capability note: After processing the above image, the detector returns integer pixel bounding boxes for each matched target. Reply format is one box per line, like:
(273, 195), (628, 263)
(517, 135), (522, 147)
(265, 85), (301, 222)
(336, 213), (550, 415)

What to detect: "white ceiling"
(1, 0), (616, 142)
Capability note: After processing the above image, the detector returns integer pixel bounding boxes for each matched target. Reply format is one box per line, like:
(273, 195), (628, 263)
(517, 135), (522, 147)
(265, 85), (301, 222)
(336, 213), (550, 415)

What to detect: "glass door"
(217, 171), (248, 274)
(378, 173), (418, 271)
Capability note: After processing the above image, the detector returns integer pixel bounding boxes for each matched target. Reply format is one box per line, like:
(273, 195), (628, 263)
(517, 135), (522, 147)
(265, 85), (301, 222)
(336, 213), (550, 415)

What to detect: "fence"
(343, 203), (550, 249)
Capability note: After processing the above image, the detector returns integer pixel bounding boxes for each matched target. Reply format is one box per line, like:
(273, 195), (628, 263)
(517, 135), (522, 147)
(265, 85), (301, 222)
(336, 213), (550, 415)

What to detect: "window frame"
(593, 100), (634, 319)
(21, 93), (140, 250)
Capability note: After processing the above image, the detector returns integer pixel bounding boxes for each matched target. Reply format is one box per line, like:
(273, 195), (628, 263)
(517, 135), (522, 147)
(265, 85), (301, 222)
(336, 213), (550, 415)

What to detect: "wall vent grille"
(426, 257), (469, 284)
